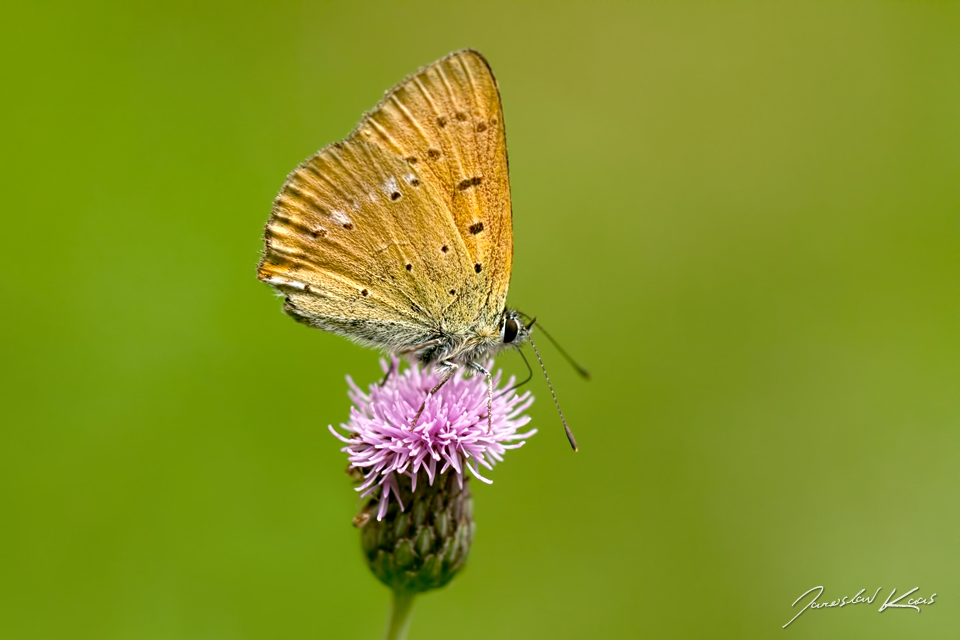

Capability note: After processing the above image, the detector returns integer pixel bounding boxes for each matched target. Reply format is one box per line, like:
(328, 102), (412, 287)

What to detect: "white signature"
(783, 586), (937, 628)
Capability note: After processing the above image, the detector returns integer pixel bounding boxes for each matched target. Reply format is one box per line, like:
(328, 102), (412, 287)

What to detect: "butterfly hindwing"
(259, 138), (481, 349)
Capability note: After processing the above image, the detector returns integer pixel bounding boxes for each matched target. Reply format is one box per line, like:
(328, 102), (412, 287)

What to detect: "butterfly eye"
(503, 317), (520, 344)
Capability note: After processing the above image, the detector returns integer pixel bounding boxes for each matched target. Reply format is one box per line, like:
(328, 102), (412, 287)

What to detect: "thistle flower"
(329, 360), (535, 639)
(330, 359), (536, 522)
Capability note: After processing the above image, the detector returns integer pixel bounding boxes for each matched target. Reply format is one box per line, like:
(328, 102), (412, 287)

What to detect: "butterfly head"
(499, 309), (530, 347)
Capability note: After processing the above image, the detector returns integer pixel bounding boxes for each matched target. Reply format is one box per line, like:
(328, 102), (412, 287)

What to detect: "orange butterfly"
(258, 50), (580, 449)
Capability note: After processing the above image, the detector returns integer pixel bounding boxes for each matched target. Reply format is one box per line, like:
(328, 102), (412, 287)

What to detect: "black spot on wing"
(457, 177), (482, 190)
(474, 263), (482, 273)
(468, 222), (484, 235)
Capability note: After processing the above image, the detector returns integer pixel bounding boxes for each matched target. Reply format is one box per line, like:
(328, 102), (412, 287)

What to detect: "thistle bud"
(356, 470), (474, 594)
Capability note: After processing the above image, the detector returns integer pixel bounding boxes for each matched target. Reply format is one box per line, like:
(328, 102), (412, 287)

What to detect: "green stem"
(383, 590), (416, 640)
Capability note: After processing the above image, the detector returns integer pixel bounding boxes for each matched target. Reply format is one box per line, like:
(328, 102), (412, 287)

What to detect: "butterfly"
(257, 49), (580, 450)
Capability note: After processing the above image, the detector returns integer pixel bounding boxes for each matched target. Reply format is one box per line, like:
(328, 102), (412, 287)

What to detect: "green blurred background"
(2, 2), (958, 638)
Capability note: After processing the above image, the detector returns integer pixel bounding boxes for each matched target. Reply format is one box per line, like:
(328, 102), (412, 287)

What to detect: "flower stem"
(383, 590), (416, 640)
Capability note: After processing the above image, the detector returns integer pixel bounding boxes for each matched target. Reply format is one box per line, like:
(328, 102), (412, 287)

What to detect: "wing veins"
(388, 94), (430, 143)
(366, 117), (403, 154)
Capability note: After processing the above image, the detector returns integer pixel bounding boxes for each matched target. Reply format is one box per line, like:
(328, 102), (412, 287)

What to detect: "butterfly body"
(258, 50), (523, 371)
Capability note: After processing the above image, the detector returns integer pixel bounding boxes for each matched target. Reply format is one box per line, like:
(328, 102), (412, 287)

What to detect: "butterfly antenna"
(527, 334), (579, 452)
(519, 314), (591, 380)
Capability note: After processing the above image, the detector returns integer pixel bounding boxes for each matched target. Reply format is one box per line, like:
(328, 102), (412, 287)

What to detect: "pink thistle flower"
(330, 359), (536, 521)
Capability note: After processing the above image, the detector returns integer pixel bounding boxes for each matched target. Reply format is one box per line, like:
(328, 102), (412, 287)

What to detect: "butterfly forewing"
(259, 49), (513, 356)
(351, 49), (513, 331)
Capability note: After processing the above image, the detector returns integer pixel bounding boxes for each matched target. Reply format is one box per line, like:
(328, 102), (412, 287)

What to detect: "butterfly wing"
(258, 49), (512, 353)
(259, 138), (473, 350)
(351, 49), (513, 336)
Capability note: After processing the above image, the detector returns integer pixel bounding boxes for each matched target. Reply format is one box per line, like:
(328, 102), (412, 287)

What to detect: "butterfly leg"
(380, 339), (444, 387)
(410, 361), (457, 427)
(468, 362), (494, 434)
(378, 360), (397, 388)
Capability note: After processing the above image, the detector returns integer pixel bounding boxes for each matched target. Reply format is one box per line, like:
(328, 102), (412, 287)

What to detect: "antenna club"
(528, 335), (580, 453)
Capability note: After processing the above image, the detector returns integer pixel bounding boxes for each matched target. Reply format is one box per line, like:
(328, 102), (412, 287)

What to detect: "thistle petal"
(331, 359), (535, 519)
